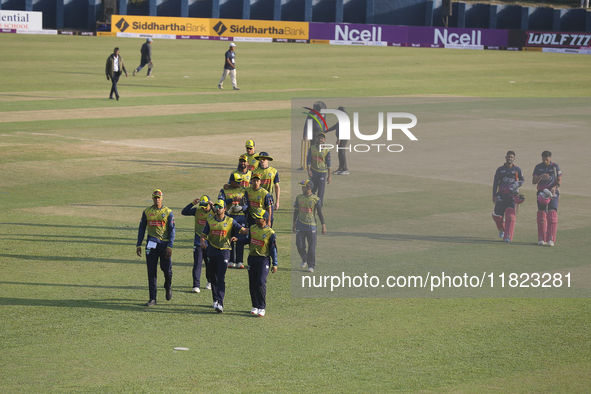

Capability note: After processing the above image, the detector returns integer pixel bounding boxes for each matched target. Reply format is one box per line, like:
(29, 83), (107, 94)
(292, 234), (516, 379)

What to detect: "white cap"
(147, 38), (153, 42)
(229, 43), (236, 47)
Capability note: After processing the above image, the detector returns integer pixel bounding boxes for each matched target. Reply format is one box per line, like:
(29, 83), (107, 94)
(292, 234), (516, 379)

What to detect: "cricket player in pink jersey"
(532, 151), (562, 246)
(491, 151), (524, 242)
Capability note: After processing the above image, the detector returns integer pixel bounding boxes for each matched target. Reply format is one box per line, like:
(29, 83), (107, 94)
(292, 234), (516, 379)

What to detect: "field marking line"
(0, 88), (327, 102)
(0, 100), (291, 123)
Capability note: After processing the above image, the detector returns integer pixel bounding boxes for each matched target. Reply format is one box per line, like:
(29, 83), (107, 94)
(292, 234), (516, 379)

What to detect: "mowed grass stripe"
(0, 100), (291, 123)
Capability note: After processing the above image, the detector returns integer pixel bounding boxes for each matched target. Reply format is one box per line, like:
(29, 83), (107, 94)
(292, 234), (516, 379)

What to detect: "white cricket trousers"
(219, 69), (237, 88)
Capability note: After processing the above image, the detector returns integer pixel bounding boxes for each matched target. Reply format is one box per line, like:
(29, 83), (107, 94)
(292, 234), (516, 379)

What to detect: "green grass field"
(1, 34), (591, 392)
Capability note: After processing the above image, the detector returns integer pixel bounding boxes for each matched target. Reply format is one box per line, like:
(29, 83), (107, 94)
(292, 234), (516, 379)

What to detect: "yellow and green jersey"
(203, 215), (241, 250)
(246, 152), (259, 171)
(195, 207), (214, 234)
(293, 193), (325, 232)
(252, 166), (280, 196)
(137, 205), (175, 248)
(230, 169), (252, 188)
(248, 225), (277, 263)
(307, 145), (331, 173)
(245, 186), (273, 216)
(219, 186), (247, 218)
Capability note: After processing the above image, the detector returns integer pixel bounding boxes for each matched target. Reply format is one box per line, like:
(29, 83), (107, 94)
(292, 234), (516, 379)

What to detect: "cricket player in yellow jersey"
(244, 139), (259, 171)
(238, 208), (278, 317)
(228, 154), (252, 188)
(307, 132), (331, 203)
(252, 151), (281, 211)
(136, 189), (175, 306)
(293, 180), (326, 273)
(245, 173), (273, 227)
(219, 173), (248, 268)
(200, 199), (249, 313)
(181, 195), (214, 293)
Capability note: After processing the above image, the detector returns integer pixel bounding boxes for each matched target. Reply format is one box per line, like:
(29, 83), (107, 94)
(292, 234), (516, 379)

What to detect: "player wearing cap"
(200, 199), (249, 313)
(136, 189), (175, 306)
(532, 151), (562, 246)
(218, 173), (248, 268)
(307, 132), (331, 203)
(293, 180), (326, 273)
(218, 43), (239, 90)
(245, 173), (273, 228)
(133, 38), (154, 77)
(181, 195), (214, 293)
(229, 154), (252, 188)
(238, 208), (278, 317)
(252, 151), (280, 211)
(491, 151), (524, 243)
(244, 140), (259, 172)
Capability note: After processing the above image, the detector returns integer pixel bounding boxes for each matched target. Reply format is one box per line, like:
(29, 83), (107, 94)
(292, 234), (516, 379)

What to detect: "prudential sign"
(0, 11), (43, 30)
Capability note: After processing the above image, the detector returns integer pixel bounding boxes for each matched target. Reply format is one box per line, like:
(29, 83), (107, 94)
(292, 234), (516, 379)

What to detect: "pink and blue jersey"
(533, 162), (561, 191)
(493, 164), (524, 196)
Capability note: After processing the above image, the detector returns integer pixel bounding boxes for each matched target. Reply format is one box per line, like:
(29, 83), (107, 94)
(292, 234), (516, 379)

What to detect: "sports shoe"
(257, 309), (265, 317)
(538, 240), (547, 246)
(548, 240), (555, 247)
(499, 231), (505, 239)
(333, 170), (341, 175)
(236, 262), (245, 269)
(228, 262), (236, 268)
(233, 87), (240, 90)
(339, 171), (350, 175)
(215, 304), (223, 313)
(147, 74), (154, 77)
(250, 308), (258, 315)
(133, 69), (137, 76)
(300, 261), (307, 269)
(192, 287), (201, 293)
(308, 267), (314, 273)
(145, 300), (157, 306)
(218, 84), (223, 89)
(503, 238), (510, 243)
(115, 95), (119, 101)
(165, 286), (172, 301)
(205, 282), (211, 290)
(212, 300), (218, 308)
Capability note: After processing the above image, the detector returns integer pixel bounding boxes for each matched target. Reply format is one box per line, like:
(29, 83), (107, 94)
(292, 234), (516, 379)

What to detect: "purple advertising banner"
(309, 23), (408, 46)
(408, 26), (508, 49)
(309, 23), (508, 49)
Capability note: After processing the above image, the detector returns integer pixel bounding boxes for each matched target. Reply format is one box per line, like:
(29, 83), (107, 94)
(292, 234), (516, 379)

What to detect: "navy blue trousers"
(310, 169), (327, 203)
(146, 244), (172, 301)
(296, 230), (317, 268)
(248, 256), (270, 309)
(494, 193), (516, 216)
(206, 249), (230, 307)
(193, 244), (209, 288)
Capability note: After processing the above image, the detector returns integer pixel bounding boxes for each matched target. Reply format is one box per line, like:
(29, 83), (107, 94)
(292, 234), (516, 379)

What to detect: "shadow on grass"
(1, 233), (195, 246)
(0, 295), (260, 316)
(1, 222), (135, 231)
(0, 281), (143, 290)
(0, 253), (193, 267)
